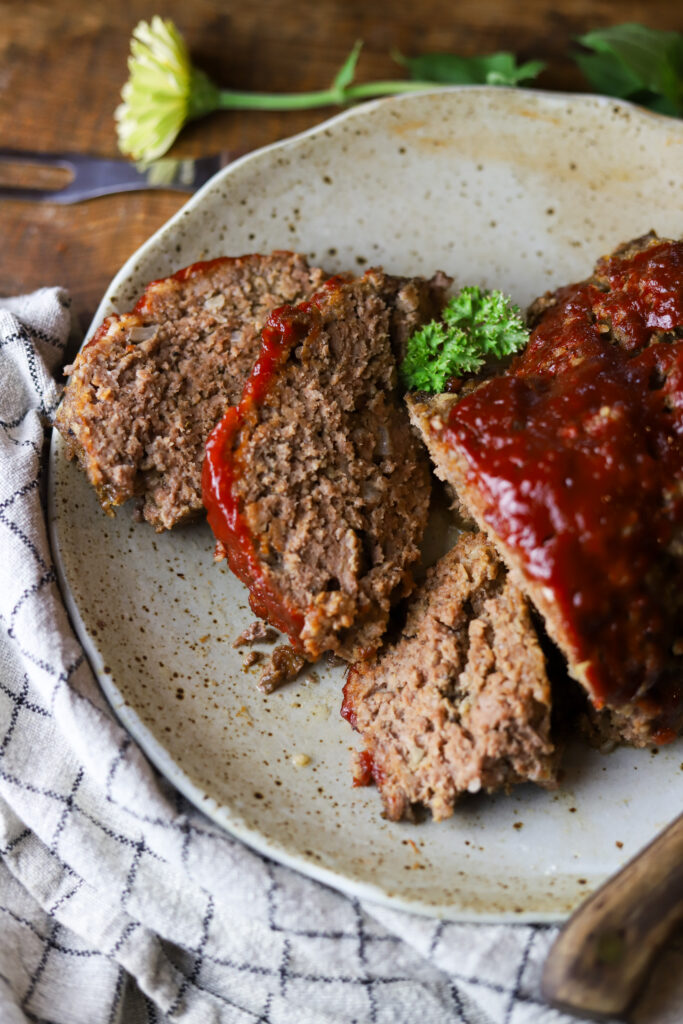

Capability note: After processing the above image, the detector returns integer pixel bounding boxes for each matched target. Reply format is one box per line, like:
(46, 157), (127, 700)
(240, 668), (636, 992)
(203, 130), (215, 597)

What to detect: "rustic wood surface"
(542, 812), (683, 1020)
(0, 0), (680, 337)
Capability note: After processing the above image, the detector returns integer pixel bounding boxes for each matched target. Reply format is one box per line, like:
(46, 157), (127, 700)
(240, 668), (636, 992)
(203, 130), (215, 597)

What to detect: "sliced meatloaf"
(202, 269), (450, 662)
(55, 252), (327, 530)
(408, 233), (683, 746)
(341, 531), (556, 821)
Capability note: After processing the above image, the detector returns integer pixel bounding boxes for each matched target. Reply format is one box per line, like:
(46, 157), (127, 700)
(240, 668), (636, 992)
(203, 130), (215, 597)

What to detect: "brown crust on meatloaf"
(54, 252), (327, 531)
(342, 532), (556, 821)
(408, 233), (683, 747)
(203, 269), (450, 662)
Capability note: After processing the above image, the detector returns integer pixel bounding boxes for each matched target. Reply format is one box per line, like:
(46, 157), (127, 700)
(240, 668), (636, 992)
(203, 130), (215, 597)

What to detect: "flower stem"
(344, 81), (438, 99)
(215, 80), (437, 112)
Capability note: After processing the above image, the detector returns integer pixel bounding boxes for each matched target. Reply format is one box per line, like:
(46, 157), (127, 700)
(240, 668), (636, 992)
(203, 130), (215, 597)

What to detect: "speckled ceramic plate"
(49, 88), (683, 922)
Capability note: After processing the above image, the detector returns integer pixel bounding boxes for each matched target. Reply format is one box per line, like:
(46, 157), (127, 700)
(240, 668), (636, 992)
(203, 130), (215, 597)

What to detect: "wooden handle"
(542, 812), (683, 1020)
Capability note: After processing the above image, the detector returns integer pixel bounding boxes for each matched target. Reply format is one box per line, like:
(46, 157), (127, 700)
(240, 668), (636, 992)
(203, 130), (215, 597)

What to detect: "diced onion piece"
(204, 293), (226, 312)
(128, 325), (158, 342)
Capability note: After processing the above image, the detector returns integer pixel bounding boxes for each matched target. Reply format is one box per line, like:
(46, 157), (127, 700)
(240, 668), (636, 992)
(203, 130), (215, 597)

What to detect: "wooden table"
(0, 0), (679, 338)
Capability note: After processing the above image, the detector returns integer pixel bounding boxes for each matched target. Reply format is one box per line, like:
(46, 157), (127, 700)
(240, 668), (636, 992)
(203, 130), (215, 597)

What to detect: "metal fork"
(0, 150), (234, 203)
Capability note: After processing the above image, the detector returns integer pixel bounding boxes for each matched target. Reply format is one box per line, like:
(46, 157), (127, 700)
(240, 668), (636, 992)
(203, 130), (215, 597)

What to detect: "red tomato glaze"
(202, 277), (348, 646)
(444, 241), (683, 725)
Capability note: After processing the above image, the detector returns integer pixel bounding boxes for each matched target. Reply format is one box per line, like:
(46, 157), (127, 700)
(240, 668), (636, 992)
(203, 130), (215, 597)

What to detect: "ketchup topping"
(353, 749), (388, 789)
(202, 277), (349, 646)
(340, 673), (359, 730)
(444, 241), (683, 719)
(83, 315), (118, 351)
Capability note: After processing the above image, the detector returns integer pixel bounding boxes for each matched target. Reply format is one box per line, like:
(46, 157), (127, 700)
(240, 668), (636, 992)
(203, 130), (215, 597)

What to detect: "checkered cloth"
(0, 288), (676, 1024)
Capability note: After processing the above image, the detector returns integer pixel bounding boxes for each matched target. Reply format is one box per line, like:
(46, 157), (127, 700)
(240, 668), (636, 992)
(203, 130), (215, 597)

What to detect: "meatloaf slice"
(341, 532), (556, 821)
(55, 252), (327, 530)
(203, 269), (450, 662)
(408, 234), (683, 746)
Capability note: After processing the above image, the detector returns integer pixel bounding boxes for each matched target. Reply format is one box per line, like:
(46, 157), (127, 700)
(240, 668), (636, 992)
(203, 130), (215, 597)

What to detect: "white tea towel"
(0, 288), (679, 1024)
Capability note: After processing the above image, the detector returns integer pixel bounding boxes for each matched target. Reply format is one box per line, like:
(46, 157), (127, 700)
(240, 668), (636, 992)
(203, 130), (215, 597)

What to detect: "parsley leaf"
(575, 24), (683, 117)
(394, 51), (545, 87)
(400, 287), (529, 393)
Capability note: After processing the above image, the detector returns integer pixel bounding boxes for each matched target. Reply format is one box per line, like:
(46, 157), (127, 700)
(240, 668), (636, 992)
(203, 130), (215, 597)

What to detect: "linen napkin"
(0, 287), (679, 1024)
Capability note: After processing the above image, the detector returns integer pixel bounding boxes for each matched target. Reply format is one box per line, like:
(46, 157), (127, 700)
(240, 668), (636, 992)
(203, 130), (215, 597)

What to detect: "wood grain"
(0, 0), (681, 329)
(542, 813), (683, 1020)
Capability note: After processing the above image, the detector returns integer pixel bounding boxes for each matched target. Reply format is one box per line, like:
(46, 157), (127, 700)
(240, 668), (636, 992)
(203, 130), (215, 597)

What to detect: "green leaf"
(331, 40), (363, 95)
(642, 92), (680, 117)
(394, 50), (545, 87)
(573, 51), (643, 99)
(400, 287), (529, 393)
(575, 24), (683, 116)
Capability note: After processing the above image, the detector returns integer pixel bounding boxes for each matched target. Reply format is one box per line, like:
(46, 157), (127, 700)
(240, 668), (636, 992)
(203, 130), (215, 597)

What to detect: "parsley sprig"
(400, 287), (529, 393)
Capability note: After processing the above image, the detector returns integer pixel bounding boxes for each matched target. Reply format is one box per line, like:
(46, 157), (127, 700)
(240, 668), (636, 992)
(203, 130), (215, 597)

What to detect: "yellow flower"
(115, 17), (217, 162)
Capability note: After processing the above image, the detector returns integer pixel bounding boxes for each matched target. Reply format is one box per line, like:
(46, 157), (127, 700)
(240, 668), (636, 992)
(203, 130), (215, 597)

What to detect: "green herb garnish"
(575, 24), (683, 117)
(394, 51), (546, 88)
(400, 286), (529, 393)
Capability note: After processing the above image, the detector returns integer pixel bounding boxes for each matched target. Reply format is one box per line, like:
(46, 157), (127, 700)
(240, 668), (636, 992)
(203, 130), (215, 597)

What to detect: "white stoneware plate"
(49, 87), (683, 922)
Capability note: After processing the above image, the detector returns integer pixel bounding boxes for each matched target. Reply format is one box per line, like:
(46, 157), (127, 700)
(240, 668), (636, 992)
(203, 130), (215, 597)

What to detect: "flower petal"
(115, 17), (198, 161)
